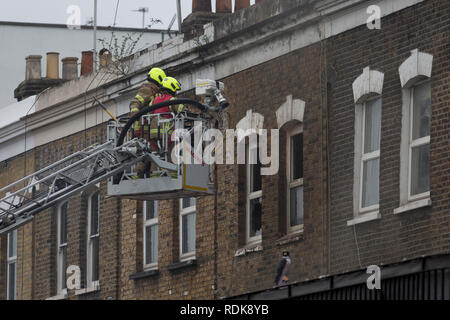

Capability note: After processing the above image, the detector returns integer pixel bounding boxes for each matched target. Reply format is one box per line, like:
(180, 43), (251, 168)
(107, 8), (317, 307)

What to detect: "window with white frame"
(396, 49), (433, 214)
(286, 124), (304, 232)
(57, 202), (68, 294)
(408, 80), (431, 199)
(180, 197), (196, 260)
(359, 97), (382, 213)
(246, 135), (262, 244)
(7, 230), (17, 300)
(350, 67), (384, 224)
(87, 191), (100, 287)
(144, 201), (158, 269)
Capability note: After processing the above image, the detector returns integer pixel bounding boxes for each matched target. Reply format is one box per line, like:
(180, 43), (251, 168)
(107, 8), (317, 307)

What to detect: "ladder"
(0, 138), (148, 235)
(0, 79), (229, 235)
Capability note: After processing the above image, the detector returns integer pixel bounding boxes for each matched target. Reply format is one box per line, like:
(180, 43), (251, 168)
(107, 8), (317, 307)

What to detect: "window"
(350, 67), (384, 225)
(359, 97), (381, 212)
(87, 191), (100, 287)
(408, 80), (431, 199)
(57, 202), (68, 294)
(286, 125), (304, 232)
(7, 230), (17, 300)
(180, 198), (196, 260)
(144, 201), (158, 270)
(396, 49), (433, 214)
(246, 137), (262, 244)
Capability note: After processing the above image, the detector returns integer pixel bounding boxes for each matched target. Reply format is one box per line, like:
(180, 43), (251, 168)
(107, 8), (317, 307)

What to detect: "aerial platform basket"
(0, 79), (228, 234)
(107, 163), (214, 201)
(105, 78), (229, 201)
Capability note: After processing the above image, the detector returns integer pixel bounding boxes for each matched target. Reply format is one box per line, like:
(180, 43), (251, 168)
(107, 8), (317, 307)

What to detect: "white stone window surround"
(276, 95), (306, 234)
(395, 49), (433, 215)
(56, 201), (68, 296)
(236, 110), (265, 245)
(348, 67), (384, 226)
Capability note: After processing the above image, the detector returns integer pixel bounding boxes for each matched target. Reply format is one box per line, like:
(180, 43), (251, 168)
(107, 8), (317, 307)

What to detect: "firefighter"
(129, 67), (166, 178)
(130, 67), (167, 137)
(149, 76), (183, 177)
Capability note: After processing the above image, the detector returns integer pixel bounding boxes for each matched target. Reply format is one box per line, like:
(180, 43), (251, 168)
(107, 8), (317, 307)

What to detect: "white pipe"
(93, 0), (98, 71)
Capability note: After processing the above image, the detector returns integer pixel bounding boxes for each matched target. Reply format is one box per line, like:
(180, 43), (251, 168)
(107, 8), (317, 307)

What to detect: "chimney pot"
(216, 0), (232, 13)
(235, 0), (250, 11)
(25, 55), (42, 80)
(193, 0), (212, 13)
(46, 52), (60, 79)
(62, 57), (79, 80)
(81, 51), (94, 76)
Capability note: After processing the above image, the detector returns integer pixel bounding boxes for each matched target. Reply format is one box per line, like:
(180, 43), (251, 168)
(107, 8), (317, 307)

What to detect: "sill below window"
(235, 242), (263, 257)
(129, 269), (159, 280)
(75, 282), (100, 296)
(347, 211), (381, 226)
(394, 198), (431, 215)
(168, 259), (197, 271)
(276, 230), (303, 246)
(46, 290), (68, 300)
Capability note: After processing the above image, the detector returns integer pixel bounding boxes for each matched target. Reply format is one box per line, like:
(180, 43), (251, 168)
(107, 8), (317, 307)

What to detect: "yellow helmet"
(147, 67), (166, 85)
(161, 77), (181, 94)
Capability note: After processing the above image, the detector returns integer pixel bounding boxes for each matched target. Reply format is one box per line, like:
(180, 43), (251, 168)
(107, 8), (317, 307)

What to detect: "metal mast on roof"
(93, 0), (98, 71)
(132, 7), (149, 28)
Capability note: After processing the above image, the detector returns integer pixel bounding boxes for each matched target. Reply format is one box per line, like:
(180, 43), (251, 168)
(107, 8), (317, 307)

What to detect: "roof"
(0, 95), (36, 129)
(0, 20), (178, 33)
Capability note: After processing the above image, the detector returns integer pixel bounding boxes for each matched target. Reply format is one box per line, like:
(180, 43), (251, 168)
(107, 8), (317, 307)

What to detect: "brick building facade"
(1, 0), (449, 300)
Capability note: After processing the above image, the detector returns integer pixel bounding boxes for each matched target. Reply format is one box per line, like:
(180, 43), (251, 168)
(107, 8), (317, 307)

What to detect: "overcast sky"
(0, 0), (254, 30)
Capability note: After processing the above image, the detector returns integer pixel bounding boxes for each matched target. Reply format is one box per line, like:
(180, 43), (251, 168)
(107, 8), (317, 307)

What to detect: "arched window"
(395, 49), (433, 214)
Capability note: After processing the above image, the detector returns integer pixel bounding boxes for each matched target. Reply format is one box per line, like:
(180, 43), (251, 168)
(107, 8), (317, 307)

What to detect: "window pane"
(364, 98), (382, 153)
(146, 201), (158, 220)
(290, 186), (304, 227)
(60, 203), (67, 245)
(291, 133), (303, 181)
(249, 197), (262, 238)
(182, 213), (196, 254)
(411, 144), (430, 196)
(8, 230), (17, 258)
(145, 225), (158, 265)
(90, 192), (99, 236)
(362, 158), (380, 208)
(91, 237), (99, 282)
(8, 263), (16, 300)
(412, 81), (431, 140)
(60, 246), (67, 290)
(182, 197), (196, 209)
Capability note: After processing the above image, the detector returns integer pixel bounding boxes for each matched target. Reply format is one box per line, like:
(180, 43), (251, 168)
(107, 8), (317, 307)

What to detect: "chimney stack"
(216, 0), (232, 13)
(193, 0), (212, 12)
(99, 49), (112, 67)
(81, 51), (94, 76)
(62, 57), (79, 80)
(235, 0), (250, 11)
(15, 54), (65, 102)
(25, 55), (42, 80)
(46, 52), (60, 79)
